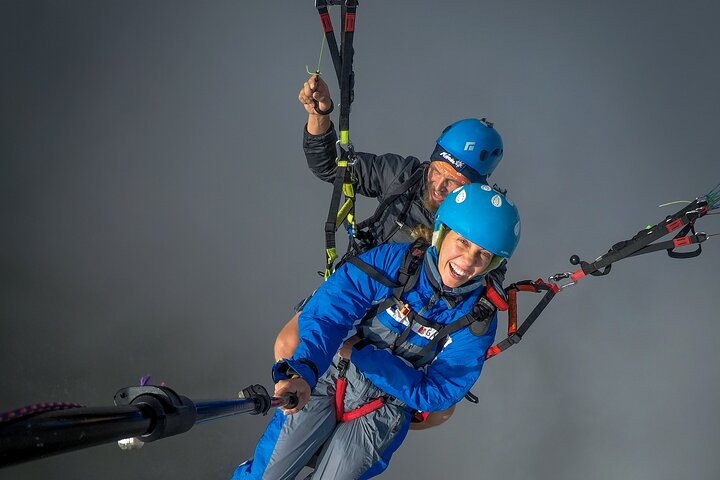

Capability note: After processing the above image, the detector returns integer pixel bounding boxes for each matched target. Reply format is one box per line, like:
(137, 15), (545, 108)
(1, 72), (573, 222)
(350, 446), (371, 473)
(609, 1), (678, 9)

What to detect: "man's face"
(424, 162), (470, 211)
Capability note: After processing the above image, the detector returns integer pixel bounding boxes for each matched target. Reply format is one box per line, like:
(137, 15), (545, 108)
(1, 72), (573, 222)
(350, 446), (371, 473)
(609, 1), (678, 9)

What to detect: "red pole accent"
(344, 12), (356, 32)
(570, 269), (586, 282)
(486, 345), (501, 359)
(673, 236), (692, 247)
(320, 12), (333, 32)
(665, 218), (684, 232)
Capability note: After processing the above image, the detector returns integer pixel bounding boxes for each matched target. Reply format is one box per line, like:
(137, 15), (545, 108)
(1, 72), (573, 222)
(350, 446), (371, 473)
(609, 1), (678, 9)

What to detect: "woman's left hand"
(338, 335), (362, 360)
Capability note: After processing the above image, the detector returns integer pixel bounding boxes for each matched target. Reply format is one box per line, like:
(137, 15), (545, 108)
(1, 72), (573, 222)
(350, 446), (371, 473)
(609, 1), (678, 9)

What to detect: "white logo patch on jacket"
(386, 305), (439, 340)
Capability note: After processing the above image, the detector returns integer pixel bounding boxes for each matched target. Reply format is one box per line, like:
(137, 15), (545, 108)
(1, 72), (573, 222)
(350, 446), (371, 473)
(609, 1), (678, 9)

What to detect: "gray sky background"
(1, 1), (719, 479)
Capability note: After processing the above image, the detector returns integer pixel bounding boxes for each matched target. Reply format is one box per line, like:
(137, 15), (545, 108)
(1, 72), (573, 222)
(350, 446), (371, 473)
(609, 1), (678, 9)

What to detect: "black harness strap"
(355, 167), (425, 233)
(315, 1), (359, 279)
(484, 280), (558, 361)
(418, 293), (499, 359)
(570, 199), (709, 281)
(631, 224), (706, 259)
(375, 175), (425, 246)
(323, 154), (353, 277)
(345, 256), (399, 289)
(315, 1), (342, 85)
(393, 241), (427, 297)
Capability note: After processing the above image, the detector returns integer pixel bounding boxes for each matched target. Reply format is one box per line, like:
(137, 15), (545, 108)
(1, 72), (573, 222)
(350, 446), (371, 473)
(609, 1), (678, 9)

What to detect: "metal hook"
(548, 272), (576, 290)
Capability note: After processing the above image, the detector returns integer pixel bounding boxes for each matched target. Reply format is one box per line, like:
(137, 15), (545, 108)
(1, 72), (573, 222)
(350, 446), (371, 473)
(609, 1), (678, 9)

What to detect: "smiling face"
(424, 162), (470, 211)
(437, 230), (494, 288)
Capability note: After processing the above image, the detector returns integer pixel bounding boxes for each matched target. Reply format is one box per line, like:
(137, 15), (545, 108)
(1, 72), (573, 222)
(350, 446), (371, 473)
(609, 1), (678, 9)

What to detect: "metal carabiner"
(335, 140), (357, 166)
(548, 272), (576, 290)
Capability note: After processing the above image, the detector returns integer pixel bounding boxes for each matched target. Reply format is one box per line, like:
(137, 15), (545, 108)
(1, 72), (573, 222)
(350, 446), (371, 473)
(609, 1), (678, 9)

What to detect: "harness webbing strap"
(417, 278), (505, 360)
(392, 241), (427, 299)
(619, 231), (707, 259)
(315, 1), (359, 279)
(334, 358), (387, 422)
(569, 199), (708, 281)
(485, 280), (558, 360)
(338, 1), (356, 136)
(324, 157), (352, 278)
(355, 168), (425, 233)
(335, 375), (386, 422)
(392, 311), (418, 351)
(345, 256), (400, 288)
(375, 177), (425, 246)
(315, 2), (342, 84)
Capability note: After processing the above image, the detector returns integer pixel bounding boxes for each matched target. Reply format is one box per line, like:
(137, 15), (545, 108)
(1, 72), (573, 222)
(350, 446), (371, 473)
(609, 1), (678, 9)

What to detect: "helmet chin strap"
(431, 224), (448, 250)
(478, 255), (504, 276)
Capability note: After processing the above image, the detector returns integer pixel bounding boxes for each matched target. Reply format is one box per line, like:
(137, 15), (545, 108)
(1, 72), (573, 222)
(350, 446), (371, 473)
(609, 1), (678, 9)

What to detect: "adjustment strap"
(485, 280), (558, 360)
(416, 316), (474, 359)
(392, 311), (417, 350)
(393, 241), (427, 298)
(324, 156), (350, 278)
(356, 168), (425, 232)
(334, 357), (386, 422)
(464, 279), (559, 403)
(314, 1), (342, 84)
(570, 199), (707, 281)
(345, 256), (400, 288)
(315, 1), (359, 280)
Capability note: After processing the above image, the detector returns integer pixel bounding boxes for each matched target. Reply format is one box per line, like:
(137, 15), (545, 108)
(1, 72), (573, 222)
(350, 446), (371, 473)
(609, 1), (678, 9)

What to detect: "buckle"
(335, 140), (358, 167)
(507, 333), (522, 345)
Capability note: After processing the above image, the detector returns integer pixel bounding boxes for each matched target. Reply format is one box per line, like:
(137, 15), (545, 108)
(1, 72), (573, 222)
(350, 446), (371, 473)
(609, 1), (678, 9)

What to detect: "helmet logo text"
(439, 151), (465, 170)
(464, 141), (476, 151)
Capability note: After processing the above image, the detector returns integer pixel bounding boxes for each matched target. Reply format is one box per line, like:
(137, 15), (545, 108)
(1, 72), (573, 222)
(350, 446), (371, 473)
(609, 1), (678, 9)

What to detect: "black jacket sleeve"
(303, 122), (422, 201)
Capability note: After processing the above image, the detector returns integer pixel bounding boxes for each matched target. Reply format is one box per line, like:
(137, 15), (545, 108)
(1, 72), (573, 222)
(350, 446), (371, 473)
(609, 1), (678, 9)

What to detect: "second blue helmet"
(430, 118), (504, 183)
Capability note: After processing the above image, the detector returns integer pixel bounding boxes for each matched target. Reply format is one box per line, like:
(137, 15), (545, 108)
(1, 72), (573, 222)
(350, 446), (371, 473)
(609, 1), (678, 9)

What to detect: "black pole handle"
(282, 392), (299, 410)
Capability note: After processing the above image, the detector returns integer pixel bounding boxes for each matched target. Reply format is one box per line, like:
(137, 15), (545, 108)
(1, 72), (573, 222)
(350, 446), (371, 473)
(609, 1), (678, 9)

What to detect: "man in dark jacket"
(274, 75), (507, 429)
(299, 76), (505, 247)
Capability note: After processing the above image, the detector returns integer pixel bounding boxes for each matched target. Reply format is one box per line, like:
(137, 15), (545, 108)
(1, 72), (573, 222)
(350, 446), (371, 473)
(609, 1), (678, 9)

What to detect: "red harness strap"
(485, 279), (559, 360)
(335, 375), (386, 422)
(334, 358), (387, 422)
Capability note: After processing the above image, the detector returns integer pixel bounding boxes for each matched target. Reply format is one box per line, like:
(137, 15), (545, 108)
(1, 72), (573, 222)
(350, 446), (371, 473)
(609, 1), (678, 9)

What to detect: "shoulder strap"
(392, 239), (429, 299)
(345, 256), (399, 289)
(356, 167), (425, 233)
(344, 240), (428, 292)
(415, 278), (506, 359)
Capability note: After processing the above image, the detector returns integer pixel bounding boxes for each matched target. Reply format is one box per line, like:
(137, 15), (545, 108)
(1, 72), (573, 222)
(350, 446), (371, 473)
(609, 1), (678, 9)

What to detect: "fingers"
(274, 377), (311, 415)
(281, 388), (310, 415)
(298, 75), (331, 114)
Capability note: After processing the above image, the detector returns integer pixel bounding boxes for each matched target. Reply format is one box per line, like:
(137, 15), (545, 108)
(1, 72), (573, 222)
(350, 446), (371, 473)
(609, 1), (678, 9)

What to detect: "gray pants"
(232, 359), (412, 480)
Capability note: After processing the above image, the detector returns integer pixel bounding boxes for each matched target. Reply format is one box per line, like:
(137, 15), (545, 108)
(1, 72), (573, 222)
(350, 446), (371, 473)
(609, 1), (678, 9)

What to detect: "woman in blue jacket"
(232, 183), (521, 479)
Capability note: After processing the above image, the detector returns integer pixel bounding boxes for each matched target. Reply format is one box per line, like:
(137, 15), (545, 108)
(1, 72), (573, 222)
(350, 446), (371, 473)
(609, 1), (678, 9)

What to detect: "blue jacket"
(281, 242), (497, 413)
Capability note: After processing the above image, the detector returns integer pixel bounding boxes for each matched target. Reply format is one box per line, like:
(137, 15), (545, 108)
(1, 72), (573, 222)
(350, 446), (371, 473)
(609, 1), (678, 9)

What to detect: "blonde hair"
(409, 224), (433, 244)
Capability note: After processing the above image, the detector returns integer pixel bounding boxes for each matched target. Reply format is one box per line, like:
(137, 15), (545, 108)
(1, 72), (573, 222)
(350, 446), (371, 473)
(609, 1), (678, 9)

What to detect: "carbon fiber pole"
(0, 384), (295, 468)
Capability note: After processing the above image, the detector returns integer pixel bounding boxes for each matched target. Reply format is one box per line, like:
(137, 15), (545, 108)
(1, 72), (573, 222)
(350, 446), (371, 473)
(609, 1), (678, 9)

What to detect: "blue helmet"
(430, 118), (504, 183)
(434, 183), (520, 259)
